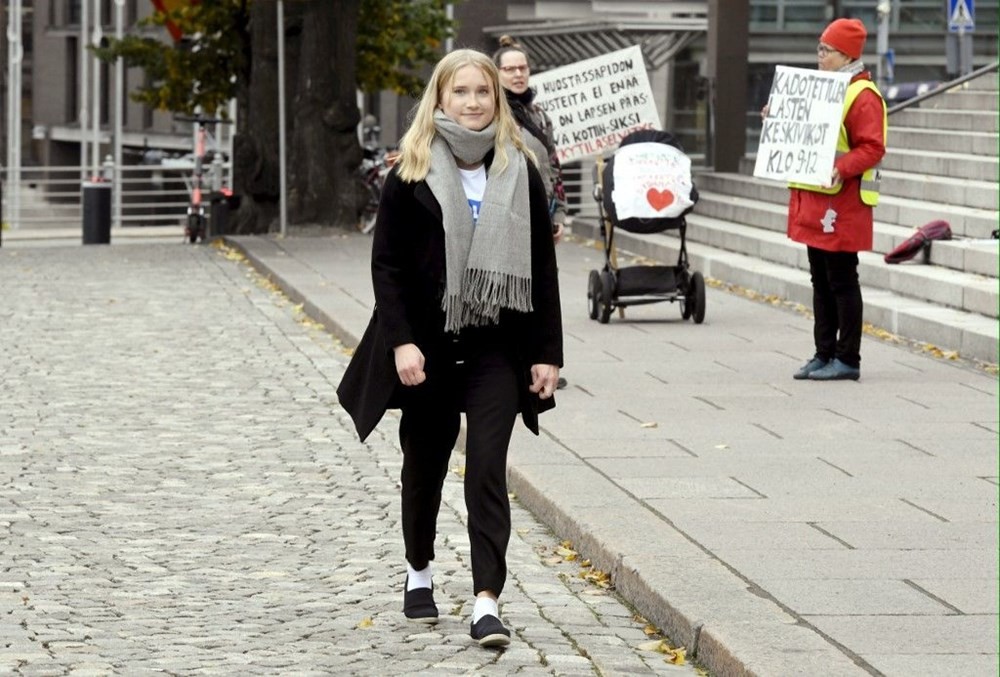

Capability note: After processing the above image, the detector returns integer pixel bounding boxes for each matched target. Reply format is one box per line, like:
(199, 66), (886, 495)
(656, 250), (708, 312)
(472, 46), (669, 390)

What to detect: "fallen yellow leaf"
(666, 646), (687, 665)
(357, 617), (373, 629)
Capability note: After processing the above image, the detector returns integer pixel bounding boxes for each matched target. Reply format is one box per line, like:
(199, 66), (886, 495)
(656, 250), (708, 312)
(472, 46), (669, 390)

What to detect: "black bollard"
(82, 181), (112, 245)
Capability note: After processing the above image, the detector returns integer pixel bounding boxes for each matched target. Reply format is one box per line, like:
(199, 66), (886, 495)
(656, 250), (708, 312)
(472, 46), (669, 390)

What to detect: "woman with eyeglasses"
(493, 35), (570, 389)
(768, 18), (886, 381)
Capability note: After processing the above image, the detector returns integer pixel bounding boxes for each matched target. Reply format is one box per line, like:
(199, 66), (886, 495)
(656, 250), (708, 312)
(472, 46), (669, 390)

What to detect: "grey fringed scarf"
(427, 111), (532, 332)
(840, 60), (866, 77)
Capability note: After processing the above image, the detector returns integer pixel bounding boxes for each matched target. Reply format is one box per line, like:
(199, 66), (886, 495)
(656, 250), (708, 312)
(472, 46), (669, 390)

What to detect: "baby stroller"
(587, 129), (705, 324)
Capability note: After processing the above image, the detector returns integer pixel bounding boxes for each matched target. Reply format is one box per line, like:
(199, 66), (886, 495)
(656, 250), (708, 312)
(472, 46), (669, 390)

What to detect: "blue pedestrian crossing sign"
(948, 0), (975, 32)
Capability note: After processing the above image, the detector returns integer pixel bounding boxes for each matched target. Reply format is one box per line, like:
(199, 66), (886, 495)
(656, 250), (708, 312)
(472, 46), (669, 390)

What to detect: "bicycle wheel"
(360, 183), (380, 234)
(186, 212), (204, 243)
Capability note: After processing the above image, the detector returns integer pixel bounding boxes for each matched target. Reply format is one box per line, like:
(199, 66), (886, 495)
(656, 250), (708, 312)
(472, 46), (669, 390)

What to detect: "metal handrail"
(887, 60), (1000, 115)
(1, 162), (231, 229)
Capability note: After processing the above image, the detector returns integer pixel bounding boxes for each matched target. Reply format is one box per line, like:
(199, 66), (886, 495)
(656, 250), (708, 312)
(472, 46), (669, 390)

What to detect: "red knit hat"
(820, 18), (867, 60)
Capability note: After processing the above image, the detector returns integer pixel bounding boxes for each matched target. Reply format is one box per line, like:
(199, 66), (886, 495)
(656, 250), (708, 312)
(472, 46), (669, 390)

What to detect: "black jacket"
(337, 151), (563, 442)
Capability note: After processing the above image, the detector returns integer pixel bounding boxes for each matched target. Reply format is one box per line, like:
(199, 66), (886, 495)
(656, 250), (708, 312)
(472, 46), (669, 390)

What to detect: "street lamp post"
(80, 0), (90, 180)
(876, 1), (893, 91)
(277, 0), (287, 237)
(113, 0), (125, 229)
(5, 0), (23, 231)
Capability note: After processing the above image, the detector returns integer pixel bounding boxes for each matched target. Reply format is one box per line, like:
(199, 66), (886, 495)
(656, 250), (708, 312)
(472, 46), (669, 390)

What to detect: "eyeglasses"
(499, 64), (530, 74)
(816, 44), (837, 57)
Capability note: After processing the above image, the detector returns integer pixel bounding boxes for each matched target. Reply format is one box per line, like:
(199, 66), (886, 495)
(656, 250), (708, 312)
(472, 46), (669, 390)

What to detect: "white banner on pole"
(530, 45), (661, 163)
(753, 66), (851, 185)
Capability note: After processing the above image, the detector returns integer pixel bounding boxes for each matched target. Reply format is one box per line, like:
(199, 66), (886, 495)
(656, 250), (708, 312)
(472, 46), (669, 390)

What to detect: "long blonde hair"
(397, 49), (533, 183)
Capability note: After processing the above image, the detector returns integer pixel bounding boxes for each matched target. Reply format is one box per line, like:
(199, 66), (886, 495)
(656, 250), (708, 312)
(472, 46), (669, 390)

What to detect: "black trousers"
(807, 246), (863, 368)
(398, 329), (519, 597)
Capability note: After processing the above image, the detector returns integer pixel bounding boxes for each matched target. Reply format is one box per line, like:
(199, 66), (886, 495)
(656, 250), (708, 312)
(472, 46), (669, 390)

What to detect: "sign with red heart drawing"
(646, 188), (675, 211)
(610, 142), (694, 220)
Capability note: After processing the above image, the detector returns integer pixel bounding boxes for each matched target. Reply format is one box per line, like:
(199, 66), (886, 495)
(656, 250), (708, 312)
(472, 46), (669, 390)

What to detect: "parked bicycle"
(175, 114), (231, 243)
(358, 115), (395, 234)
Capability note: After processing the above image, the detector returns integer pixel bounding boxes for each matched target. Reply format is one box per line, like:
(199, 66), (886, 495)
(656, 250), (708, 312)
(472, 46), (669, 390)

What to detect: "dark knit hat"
(820, 18), (867, 60)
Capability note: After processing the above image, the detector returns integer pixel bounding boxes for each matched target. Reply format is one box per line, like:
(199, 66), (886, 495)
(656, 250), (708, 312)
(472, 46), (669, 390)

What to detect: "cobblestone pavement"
(0, 243), (702, 676)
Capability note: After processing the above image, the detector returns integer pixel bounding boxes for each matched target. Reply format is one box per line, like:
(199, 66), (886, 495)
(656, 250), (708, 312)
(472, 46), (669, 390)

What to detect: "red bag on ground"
(884, 220), (952, 264)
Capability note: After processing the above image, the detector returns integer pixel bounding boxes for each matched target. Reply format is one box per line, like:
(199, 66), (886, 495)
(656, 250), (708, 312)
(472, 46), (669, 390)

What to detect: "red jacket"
(787, 72), (886, 252)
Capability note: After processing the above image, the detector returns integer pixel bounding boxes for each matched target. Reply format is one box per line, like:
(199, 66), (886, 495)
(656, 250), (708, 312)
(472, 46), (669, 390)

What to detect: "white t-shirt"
(458, 165), (487, 225)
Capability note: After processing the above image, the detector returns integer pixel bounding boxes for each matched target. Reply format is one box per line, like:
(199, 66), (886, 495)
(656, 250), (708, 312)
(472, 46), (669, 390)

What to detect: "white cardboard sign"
(610, 142), (694, 220)
(753, 66), (851, 185)
(530, 45), (661, 163)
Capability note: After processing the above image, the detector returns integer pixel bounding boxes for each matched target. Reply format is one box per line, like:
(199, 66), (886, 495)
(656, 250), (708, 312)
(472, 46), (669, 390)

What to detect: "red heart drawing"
(646, 188), (675, 211)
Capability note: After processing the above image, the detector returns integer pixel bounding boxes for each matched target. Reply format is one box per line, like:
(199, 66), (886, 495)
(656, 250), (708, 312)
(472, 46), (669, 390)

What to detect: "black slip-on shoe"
(470, 614), (510, 648)
(403, 580), (438, 624)
(808, 358), (860, 381)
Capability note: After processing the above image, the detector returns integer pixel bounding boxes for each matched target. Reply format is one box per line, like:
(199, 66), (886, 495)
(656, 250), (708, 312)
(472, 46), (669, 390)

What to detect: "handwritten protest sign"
(531, 45), (661, 163)
(753, 66), (851, 185)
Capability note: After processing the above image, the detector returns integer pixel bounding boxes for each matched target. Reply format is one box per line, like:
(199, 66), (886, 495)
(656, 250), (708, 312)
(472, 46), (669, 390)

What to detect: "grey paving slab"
(0, 242), (702, 676)
(224, 230), (999, 677)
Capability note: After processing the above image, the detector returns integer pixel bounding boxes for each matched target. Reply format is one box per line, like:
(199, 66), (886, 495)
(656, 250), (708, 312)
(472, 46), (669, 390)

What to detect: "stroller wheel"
(599, 270), (614, 324)
(587, 270), (600, 320)
(690, 271), (706, 324)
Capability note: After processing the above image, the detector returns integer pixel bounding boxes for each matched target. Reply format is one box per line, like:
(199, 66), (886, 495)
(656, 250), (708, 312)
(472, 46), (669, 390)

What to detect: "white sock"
(406, 563), (432, 591)
(472, 596), (499, 623)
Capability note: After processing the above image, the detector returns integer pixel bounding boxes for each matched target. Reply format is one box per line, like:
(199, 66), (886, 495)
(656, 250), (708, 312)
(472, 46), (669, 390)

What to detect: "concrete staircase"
(573, 71), (999, 365)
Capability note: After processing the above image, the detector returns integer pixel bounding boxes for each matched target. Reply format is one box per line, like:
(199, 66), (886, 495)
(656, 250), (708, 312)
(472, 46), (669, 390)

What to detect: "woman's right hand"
(760, 104), (769, 120)
(394, 343), (426, 386)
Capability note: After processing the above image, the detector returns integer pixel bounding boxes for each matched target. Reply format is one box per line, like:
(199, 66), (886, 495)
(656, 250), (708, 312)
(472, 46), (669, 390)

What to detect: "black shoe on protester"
(470, 614), (511, 648)
(403, 579), (438, 624)
(792, 356), (829, 380)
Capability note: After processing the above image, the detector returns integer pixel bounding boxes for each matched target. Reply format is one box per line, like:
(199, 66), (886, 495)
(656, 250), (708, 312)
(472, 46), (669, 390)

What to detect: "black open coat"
(337, 151), (564, 443)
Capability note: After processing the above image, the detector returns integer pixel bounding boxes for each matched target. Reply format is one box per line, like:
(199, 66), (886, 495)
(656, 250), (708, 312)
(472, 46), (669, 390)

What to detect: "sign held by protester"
(531, 45), (661, 163)
(753, 66), (851, 185)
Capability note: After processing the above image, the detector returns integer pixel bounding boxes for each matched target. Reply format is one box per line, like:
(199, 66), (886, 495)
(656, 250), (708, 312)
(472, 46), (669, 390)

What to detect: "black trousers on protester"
(398, 328), (520, 597)
(807, 246), (863, 369)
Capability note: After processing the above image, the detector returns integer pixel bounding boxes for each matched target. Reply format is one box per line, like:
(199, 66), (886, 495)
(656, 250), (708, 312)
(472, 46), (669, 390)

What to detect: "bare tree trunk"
(288, 0), (365, 228)
(230, 0), (282, 234)
(230, 0), (363, 233)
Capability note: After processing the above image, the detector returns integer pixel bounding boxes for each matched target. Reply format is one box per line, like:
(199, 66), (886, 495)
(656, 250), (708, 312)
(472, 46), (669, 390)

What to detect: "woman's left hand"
(529, 364), (560, 399)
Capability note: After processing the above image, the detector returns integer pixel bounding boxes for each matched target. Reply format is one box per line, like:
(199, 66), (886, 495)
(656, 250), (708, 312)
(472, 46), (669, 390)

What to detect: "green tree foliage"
(92, 0), (249, 116)
(94, 0), (456, 115)
(357, 0), (456, 97)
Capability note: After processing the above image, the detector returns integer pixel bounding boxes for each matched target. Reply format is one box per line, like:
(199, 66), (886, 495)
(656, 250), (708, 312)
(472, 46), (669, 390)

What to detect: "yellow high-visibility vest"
(788, 79), (887, 206)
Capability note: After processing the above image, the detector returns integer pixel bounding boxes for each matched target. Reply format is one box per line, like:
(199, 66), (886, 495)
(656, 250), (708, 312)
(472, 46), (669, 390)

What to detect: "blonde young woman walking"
(337, 49), (563, 648)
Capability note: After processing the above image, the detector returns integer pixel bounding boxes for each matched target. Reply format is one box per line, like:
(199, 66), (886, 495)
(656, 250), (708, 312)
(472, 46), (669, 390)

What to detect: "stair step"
(879, 169), (998, 211)
(882, 147), (998, 181)
(888, 126), (998, 157)
(691, 189), (998, 275)
(693, 176), (999, 240)
(875, 195), (998, 240)
(570, 218), (999, 364)
(965, 72), (998, 92)
(919, 88), (1000, 111)
(680, 210), (997, 317)
(888, 107), (999, 133)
